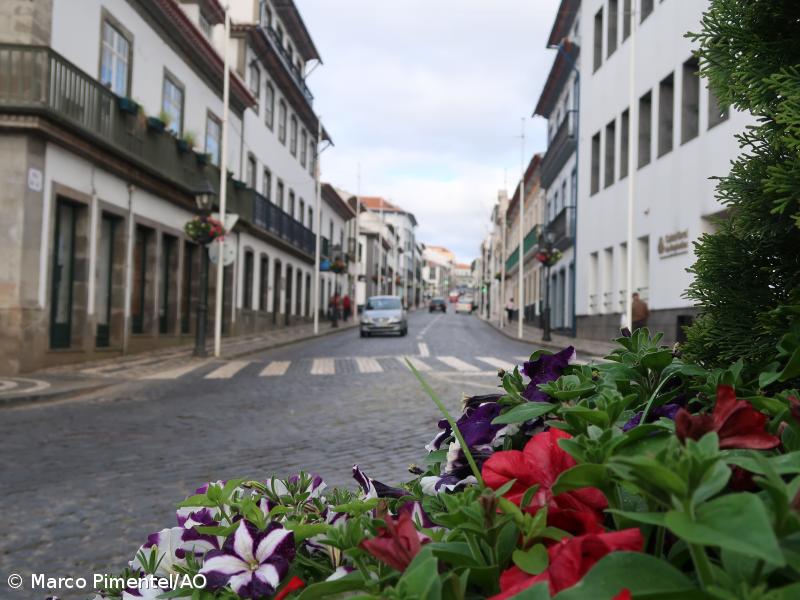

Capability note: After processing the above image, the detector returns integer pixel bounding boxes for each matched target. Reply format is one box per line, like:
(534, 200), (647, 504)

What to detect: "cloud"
(297, 0), (562, 261)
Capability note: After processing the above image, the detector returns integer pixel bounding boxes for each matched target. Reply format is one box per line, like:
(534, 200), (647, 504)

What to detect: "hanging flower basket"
(535, 248), (562, 267)
(117, 96), (140, 115)
(330, 259), (347, 274)
(146, 116), (166, 133)
(184, 215), (224, 245)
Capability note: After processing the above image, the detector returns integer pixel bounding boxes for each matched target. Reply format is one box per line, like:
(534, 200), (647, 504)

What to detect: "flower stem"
(640, 373), (676, 425)
(688, 543), (714, 588)
(405, 358), (485, 487)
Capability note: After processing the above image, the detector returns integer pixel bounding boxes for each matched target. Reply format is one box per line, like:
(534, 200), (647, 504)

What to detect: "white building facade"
(576, 0), (750, 343)
(0, 0), (330, 373)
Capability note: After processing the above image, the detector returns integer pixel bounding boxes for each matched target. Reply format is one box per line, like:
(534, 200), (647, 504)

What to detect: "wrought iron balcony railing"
(541, 110), (577, 188)
(261, 26), (314, 106)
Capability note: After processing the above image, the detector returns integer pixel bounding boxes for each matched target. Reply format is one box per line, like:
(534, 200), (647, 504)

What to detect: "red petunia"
(274, 576), (305, 600)
(482, 429), (608, 535)
(360, 511), (429, 572)
(490, 528), (644, 599)
(675, 385), (780, 450)
(613, 590), (632, 600)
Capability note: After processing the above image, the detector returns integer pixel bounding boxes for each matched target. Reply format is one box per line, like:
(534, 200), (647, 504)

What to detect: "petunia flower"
(482, 429), (607, 535)
(200, 520), (295, 599)
(522, 346), (575, 402)
(622, 403), (681, 432)
(353, 465), (407, 499)
(131, 527), (188, 576)
(360, 511), (430, 572)
(274, 576), (305, 600)
(490, 528), (644, 599)
(398, 500), (437, 529)
(121, 576), (174, 599)
(326, 566), (355, 581)
(675, 385), (780, 450)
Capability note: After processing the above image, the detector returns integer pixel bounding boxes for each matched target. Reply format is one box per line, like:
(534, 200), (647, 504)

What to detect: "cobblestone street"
(0, 311), (562, 598)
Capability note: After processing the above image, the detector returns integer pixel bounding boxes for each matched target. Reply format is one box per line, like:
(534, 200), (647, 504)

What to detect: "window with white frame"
(100, 19), (131, 96)
(278, 100), (287, 144)
(263, 168), (272, 200)
(290, 115), (298, 156)
(249, 62), (260, 99)
(300, 129), (307, 166)
(205, 112), (221, 166)
(199, 12), (212, 38)
(265, 82), (275, 129)
(162, 73), (184, 135)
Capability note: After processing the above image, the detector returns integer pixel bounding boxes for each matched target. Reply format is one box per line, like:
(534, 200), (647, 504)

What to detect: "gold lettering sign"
(657, 229), (689, 258)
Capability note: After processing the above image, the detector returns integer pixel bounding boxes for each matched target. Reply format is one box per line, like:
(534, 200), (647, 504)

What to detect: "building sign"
(658, 229), (689, 259)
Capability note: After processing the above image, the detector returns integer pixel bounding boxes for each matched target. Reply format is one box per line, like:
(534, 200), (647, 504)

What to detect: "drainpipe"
(122, 184), (135, 355)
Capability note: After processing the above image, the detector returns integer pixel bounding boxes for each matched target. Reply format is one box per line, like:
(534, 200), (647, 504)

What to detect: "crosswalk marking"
(355, 357), (383, 373)
(260, 361), (291, 377)
(476, 356), (515, 371)
(205, 361), (250, 379)
(311, 358), (335, 375)
(399, 356), (431, 371)
(418, 342), (429, 357)
(143, 362), (206, 380)
(437, 356), (479, 372)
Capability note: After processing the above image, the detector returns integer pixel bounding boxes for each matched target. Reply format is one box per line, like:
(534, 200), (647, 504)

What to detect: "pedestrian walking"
(631, 292), (650, 330)
(506, 298), (515, 323)
(329, 293), (340, 328)
(342, 294), (352, 322)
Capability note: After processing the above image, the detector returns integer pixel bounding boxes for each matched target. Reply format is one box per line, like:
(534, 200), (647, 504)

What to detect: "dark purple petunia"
(458, 402), (505, 448)
(398, 501), (436, 529)
(200, 520), (294, 599)
(426, 394), (505, 452)
(353, 465), (407, 499)
(522, 346), (575, 402)
(622, 403), (681, 431)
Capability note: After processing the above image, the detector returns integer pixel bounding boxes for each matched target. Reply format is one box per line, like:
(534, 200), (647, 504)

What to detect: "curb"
(225, 322), (359, 360)
(480, 316), (612, 358)
(0, 382), (116, 409)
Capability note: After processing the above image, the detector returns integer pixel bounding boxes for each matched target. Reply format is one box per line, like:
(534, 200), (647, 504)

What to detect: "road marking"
(416, 313), (443, 339)
(399, 356), (431, 371)
(143, 361), (206, 380)
(260, 361), (291, 377)
(0, 379), (18, 392)
(311, 358), (335, 375)
(515, 356), (530, 363)
(437, 356), (479, 372)
(418, 342), (429, 357)
(355, 357), (383, 373)
(475, 356), (515, 371)
(205, 361), (250, 379)
(81, 355), (167, 375)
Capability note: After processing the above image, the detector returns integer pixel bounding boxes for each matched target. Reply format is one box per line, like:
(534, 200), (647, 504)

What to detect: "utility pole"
(354, 164), (361, 314)
(518, 118), (525, 339)
(625, 2), (637, 331)
(213, 6), (230, 358)
(499, 202), (506, 329)
(313, 118), (322, 334)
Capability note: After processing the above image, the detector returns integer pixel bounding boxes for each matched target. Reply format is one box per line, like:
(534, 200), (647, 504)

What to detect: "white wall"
(576, 0), (752, 317)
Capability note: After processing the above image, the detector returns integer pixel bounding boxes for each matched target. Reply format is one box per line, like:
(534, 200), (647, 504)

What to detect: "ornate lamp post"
(542, 230), (555, 343)
(193, 179), (217, 357)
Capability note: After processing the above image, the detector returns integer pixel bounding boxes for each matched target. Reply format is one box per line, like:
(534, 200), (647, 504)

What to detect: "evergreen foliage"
(683, 0), (800, 368)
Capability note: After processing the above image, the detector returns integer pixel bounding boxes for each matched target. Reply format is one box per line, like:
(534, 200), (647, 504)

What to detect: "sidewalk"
(0, 319), (358, 408)
(482, 315), (616, 359)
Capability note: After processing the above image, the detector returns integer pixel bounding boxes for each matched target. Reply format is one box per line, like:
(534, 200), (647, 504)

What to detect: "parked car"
(429, 298), (447, 313)
(360, 296), (407, 337)
(455, 296), (474, 314)
(448, 291), (460, 303)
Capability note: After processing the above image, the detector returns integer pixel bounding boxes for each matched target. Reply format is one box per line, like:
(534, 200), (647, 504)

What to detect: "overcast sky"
(296, 0), (561, 264)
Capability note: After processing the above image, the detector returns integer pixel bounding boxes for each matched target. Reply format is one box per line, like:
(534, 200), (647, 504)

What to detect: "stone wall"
(577, 306), (698, 346)
(0, 0), (52, 45)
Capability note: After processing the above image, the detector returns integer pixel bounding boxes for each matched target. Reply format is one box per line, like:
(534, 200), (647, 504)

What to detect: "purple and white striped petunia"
(121, 576), (172, 599)
(522, 346), (575, 402)
(131, 527), (187, 576)
(353, 465), (407, 499)
(200, 520), (295, 599)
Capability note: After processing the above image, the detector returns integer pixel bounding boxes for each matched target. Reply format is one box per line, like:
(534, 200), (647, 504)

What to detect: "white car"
(455, 296), (474, 314)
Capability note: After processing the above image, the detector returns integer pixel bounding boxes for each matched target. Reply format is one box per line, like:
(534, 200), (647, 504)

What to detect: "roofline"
(533, 41), (579, 118)
(273, 0), (321, 63)
(321, 183), (356, 220)
(546, 0), (580, 47)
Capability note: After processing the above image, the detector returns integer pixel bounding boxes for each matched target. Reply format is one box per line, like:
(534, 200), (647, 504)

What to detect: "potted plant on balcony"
(194, 150), (211, 166)
(535, 248), (562, 267)
(117, 96), (140, 115)
(146, 110), (170, 133)
(176, 131), (196, 153)
(184, 214), (224, 245)
(331, 258), (347, 274)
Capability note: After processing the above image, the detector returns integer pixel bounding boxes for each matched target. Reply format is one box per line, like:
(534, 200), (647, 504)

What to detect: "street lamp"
(542, 229), (555, 343)
(193, 179), (216, 358)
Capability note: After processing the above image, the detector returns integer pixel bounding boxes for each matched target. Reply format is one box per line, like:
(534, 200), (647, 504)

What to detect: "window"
(638, 91), (652, 168)
(308, 207), (313, 230)
(259, 256), (269, 311)
(205, 112), (221, 166)
(641, 0), (654, 22)
(300, 129), (307, 167)
(622, 0), (631, 41)
(287, 42), (294, 64)
(265, 83), (275, 129)
(277, 180), (284, 209)
(593, 8), (603, 72)
(288, 190), (295, 218)
(278, 100), (287, 144)
(263, 168), (272, 200)
(681, 57), (700, 144)
(299, 199), (305, 226)
(605, 119), (616, 188)
(100, 19), (131, 96)
(162, 73), (184, 135)
(248, 62), (260, 99)
(199, 12), (212, 38)
(571, 168), (578, 206)
(309, 141), (316, 175)
(607, 0), (618, 57)
(96, 213), (118, 346)
(590, 131), (601, 195)
(276, 24), (284, 43)
(243, 251), (254, 310)
(620, 108), (630, 179)
(290, 115), (298, 156)
(246, 154), (257, 189)
(708, 86), (729, 129)
(658, 72), (674, 157)
(50, 199), (79, 348)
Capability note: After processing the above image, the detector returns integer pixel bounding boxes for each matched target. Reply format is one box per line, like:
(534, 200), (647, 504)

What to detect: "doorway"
(50, 199), (78, 348)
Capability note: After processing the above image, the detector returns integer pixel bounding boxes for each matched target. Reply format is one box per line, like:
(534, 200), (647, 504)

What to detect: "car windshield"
(431, 299), (444, 304)
(367, 297), (401, 310)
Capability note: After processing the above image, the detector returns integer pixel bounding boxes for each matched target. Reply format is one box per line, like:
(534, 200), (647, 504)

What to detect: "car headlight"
(361, 317), (373, 324)
(388, 317), (400, 324)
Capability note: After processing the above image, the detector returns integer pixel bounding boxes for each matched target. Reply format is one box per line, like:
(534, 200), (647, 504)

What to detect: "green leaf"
(552, 464), (608, 495)
(512, 544), (548, 575)
(606, 510), (667, 527)
(725, 451), (800, 476)
(493, 478), (518, 498)
(285, 523), (329, 542)
(398, 551), (443, 600)
(295, 573), (365, 600)
(641, 350), (674, 373)
(176, 494), (216, 508)
(554, 552), (701, 600)
(763, 583), (800, 600)
(493, 403), (558, 425)
(508, 582), (550, 599)
(664, 493), (785, 565)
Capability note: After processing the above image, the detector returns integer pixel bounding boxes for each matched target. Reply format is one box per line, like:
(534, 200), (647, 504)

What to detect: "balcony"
(0, 43), (315, 260)
(541, 110), (577, 188)
(547, 206), (575, 252)
(261, 26), (314, 106)
(505, 226), (539, 273)
(320, 236), (330, 259)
